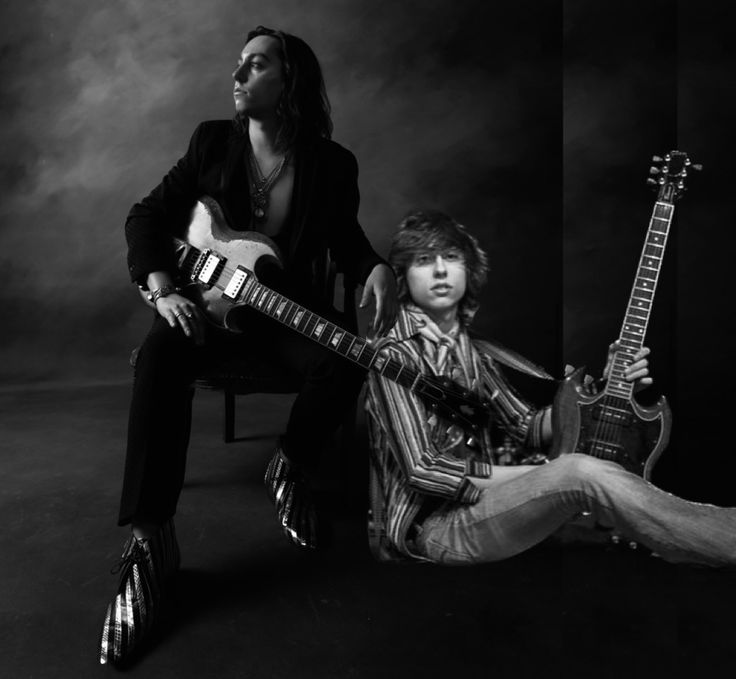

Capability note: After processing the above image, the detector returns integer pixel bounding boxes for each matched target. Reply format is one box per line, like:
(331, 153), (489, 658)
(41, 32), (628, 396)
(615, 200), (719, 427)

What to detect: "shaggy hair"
(388, 210), (489, 326)
(234, 26), (333, 150)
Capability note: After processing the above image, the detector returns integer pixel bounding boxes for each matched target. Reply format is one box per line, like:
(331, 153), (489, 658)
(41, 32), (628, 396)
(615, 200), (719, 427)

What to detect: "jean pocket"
(421, 535), (478, 565)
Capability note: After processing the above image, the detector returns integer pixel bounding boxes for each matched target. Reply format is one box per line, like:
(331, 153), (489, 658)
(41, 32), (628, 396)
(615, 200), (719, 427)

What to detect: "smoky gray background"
(2, 0), (735, 498)
(0, 0), (559, 386)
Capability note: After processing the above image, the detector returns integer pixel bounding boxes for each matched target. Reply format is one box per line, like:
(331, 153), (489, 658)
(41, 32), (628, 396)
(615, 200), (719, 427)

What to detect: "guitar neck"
(605, 200), (674, 399)
(242, 276), (415, 381)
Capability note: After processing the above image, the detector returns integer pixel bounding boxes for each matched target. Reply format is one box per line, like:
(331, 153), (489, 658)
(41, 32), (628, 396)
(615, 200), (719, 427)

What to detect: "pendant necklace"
(247, 148), (289, 223)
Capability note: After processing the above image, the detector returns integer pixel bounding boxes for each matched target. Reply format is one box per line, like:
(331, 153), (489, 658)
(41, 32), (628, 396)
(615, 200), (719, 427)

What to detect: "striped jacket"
(366, 306), (549, 560)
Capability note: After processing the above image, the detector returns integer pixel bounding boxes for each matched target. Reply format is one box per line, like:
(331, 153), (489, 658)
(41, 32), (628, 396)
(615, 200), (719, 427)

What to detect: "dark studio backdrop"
(0, 1), (734, 501)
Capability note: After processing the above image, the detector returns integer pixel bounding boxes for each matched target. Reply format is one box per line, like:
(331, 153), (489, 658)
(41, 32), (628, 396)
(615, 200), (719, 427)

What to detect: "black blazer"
(126, 120), (384, 305)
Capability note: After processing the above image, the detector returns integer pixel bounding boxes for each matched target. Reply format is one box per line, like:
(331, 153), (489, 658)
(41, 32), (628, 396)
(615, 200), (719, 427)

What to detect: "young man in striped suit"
(366, 209), (736, 567)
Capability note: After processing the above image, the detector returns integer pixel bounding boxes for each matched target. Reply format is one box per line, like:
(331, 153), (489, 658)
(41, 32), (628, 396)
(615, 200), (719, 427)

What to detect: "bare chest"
(254, 165), (294, 237)
(247, 150), (295, 238)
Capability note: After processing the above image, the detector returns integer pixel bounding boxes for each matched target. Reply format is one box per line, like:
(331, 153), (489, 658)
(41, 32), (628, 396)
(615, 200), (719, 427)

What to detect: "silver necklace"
(247, 149), (289, 223)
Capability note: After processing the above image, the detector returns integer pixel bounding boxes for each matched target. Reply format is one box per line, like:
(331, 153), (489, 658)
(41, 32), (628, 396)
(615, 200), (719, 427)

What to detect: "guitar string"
(178, 253), (489, 425)
(589, 201), (671, 463)
(594, 356), (633, 461)
(592, 205), (667, 458)
(597, 222), (667, 459)
(591, 267), (647, 460)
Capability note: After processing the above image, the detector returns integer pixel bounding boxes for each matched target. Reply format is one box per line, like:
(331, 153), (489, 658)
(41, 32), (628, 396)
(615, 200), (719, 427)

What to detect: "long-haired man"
(100, 26), (397, 665)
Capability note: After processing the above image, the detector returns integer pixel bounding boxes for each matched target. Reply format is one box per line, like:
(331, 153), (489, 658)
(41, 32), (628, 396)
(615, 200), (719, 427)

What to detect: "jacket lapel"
(288, 137), (319, 259)
(220, 129), (251, 231)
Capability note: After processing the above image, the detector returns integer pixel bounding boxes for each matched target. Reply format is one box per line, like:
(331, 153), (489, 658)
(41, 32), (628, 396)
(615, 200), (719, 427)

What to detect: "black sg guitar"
(549, 151), (700, 478)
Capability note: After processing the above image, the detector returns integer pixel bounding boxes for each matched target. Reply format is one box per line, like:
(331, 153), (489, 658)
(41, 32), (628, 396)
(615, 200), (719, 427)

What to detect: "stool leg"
(224, 390), (235, 443)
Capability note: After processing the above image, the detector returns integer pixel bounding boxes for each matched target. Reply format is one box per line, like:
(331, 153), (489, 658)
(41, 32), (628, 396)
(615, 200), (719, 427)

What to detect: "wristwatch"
(146, 285), (182, 305)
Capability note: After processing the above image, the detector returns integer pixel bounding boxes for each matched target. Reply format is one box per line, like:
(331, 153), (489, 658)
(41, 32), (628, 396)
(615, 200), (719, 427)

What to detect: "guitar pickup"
(192, 249), (225, 287)
(592, 404), (632, 427)
(222, 266), (251, 301)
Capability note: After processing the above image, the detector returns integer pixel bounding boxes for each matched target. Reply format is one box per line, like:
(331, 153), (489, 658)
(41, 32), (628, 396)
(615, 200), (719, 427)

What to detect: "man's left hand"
(603, 340), (653, 392)
(360, 263), (398, 336)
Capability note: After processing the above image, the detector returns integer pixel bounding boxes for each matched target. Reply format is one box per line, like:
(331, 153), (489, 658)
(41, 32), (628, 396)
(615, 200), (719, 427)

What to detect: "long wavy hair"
(234, 26), (333, 150)
(388, 210), (489, 326)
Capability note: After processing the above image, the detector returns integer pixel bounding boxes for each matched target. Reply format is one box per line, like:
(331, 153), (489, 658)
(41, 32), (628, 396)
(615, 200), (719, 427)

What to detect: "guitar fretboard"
(605, 200), (674, 399)
(243, 277), (411, 383)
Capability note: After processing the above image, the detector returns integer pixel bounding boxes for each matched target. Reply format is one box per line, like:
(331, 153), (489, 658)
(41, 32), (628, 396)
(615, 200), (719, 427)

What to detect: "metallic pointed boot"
(99, 519), (180, 665)
(264, 447), (319, 550)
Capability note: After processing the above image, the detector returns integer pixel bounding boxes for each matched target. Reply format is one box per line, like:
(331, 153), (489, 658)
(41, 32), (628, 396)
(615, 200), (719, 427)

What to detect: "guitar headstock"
(647, 150), (702, 202)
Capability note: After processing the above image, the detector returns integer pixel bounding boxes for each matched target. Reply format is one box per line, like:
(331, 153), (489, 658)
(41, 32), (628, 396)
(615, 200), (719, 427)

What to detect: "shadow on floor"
(1, 383), (735, 678)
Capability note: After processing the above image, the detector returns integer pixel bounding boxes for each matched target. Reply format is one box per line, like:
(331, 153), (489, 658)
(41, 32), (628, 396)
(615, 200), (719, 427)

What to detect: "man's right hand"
(156, 294), (205, 346)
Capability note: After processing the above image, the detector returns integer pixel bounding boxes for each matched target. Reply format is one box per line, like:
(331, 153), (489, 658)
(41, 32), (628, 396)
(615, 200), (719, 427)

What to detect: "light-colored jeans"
(415, 454), (736, 567)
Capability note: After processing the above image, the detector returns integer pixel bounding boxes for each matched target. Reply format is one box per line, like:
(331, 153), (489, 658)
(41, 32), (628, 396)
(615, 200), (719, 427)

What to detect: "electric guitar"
(140, 196), (492, 433)
(549, 151), (700, 478)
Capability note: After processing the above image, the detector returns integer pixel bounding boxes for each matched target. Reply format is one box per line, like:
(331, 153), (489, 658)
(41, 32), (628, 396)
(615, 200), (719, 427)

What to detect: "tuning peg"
(646, 178), (658, 187)
(691, 163), (703, 171)
(649, 166), (660, 175)
(652, 155), (663, 163)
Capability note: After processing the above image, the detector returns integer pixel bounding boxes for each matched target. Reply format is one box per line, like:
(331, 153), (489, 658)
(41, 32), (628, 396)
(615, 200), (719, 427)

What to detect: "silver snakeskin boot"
(264, 446), (319, 549)
(99, 518), (180, 665)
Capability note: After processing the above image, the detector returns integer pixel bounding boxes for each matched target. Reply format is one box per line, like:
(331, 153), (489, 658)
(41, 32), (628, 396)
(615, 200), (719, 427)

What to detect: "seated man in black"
(100, 26), (397, 665)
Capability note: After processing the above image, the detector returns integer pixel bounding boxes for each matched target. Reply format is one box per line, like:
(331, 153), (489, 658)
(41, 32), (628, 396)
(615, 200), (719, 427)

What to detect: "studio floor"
(1, 382), (735, 679)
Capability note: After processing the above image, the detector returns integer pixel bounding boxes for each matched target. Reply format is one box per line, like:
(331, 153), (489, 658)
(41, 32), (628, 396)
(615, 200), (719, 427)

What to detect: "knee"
(553, 453), (619, 483)
(136, 320), (197, 377)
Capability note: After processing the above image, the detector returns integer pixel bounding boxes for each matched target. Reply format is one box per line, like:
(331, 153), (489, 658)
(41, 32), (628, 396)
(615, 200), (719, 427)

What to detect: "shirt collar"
(388, 304), (460, 344)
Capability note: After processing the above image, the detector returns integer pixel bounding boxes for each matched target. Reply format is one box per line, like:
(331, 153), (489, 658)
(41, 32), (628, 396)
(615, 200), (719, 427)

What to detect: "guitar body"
(549, 367), (672, 479)
(161, 197), (284, 331)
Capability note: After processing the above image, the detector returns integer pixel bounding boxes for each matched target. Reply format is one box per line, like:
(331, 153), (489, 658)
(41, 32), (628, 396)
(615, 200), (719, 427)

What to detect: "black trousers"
(118, 312), (365, 526)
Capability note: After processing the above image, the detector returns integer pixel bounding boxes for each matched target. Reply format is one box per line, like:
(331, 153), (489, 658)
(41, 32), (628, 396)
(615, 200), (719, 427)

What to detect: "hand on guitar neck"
(601, 340), (652, 393)
(563, 341), (652, 395)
